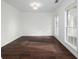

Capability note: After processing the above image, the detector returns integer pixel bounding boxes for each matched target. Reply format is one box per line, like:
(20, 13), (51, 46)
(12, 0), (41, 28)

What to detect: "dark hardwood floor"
(1, 36), (77, 59)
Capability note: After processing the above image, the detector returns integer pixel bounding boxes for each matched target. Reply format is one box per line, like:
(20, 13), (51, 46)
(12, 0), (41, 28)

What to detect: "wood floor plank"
(1, 36), (77, 59)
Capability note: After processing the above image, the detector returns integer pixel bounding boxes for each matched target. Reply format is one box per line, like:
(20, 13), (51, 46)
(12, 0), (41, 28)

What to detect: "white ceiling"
(3, 0), (63, 12)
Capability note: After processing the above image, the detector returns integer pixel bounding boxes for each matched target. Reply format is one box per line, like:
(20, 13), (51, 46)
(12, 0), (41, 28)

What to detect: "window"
(55, 16), (59, 36)
(65, 3), (77, 50)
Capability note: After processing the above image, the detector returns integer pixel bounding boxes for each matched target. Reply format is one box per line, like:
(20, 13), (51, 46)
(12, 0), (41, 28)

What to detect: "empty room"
(1, 0), (78, 59)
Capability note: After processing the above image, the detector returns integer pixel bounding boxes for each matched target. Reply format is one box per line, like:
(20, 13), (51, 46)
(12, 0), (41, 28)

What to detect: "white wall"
(1, 1), (54, 47)
(20, 12), (54, 36)
(2, 0), (77, 58)
(53, 0), (78, 57)
(1, 1), (21, 47)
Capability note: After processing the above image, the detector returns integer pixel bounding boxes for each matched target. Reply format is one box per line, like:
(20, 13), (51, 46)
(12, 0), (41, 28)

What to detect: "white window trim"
(64, 3), (77, 51)
(54, 15), (59, 36)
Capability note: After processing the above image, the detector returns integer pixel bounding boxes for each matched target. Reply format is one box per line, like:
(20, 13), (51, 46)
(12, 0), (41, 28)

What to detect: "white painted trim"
(64, 2), (77, 51)
(65, 39), (77, 51)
